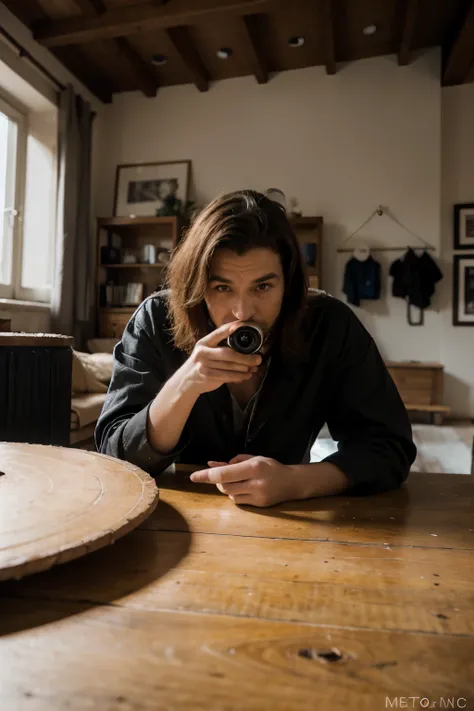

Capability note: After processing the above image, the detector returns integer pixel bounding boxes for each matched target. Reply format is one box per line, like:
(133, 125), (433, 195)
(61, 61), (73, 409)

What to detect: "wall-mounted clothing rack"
(337, 245), (436, 253)
(336, 205), (436, 254)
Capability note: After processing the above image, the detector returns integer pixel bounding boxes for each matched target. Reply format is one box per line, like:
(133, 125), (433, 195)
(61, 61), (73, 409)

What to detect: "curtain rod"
(0, 27), (65, 92)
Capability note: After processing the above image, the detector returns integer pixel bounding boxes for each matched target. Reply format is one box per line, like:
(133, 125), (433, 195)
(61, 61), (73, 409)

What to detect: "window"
(0, 94), (57, 303)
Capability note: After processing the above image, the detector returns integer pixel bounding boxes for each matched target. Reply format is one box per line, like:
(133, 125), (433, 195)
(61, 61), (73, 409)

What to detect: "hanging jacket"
(389, 248), (443, 325)
(343, 255), (381, 307)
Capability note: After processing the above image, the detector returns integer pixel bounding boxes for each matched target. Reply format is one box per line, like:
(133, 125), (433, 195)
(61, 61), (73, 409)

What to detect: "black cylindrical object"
(0, 336), (73, 446)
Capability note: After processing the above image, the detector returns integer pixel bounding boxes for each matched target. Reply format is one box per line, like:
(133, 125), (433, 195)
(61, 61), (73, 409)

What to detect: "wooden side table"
(385, 361), (451, 424)
(0, 333), (73, 445)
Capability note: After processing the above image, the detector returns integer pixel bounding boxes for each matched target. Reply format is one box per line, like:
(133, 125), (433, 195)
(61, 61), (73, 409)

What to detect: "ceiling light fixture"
(151, 54), (168, 66)
(288, 36), (305, 48)
(217, 47), (233, 59)
(362, 25), (377, 36)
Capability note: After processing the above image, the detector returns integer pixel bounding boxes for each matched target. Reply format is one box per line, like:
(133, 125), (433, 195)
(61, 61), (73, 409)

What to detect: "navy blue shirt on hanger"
(343, 255), (382, 307)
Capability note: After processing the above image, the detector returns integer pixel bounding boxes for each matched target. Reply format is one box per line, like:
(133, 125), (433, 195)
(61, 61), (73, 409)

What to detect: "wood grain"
(1, 525), (473, 636)
(146, 472), (474, 550)
(0, 468), (472, 709)
(1, 598), (473, 711)
(0, 444), (159, 580)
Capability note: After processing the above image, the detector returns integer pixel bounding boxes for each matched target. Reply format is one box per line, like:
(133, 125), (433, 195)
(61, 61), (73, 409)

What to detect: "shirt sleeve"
(323, 305), (417, 495)
(95, 300), (191, 474)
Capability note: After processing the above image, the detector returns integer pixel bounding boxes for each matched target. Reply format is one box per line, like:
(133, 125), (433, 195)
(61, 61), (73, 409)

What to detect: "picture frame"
(453, 254), (474, 326)
(113, 160), (191, 217)
(454, 203), (474, 250)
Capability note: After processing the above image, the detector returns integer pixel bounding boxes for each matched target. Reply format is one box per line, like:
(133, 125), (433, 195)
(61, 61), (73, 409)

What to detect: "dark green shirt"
(95, 290), (417, 496)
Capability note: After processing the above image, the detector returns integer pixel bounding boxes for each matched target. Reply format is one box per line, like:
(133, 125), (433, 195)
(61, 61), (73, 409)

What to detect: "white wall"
(440, 83), (474, 417)
(95, 49), (472, 417)
(0, 304), (51, 332)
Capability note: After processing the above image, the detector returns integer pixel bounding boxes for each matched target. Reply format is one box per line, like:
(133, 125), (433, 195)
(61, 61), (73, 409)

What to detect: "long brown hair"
(166, 190), (309, 363)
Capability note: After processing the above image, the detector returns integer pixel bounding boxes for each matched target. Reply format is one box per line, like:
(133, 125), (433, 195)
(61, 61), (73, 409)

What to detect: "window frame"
(0, 93), (55, 304)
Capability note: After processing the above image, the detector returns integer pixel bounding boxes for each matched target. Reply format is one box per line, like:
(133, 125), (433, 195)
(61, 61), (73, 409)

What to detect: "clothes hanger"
(337, 205), (436, 255)
(353, 243), (371, 262)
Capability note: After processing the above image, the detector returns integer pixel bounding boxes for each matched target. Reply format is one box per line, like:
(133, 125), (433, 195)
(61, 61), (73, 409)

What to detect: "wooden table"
(0, 467), (473, 710)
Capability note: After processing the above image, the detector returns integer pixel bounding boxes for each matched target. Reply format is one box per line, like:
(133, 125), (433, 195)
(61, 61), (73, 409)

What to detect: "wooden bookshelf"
(95, 216), (181, 338)
(289, 216), (323, 289)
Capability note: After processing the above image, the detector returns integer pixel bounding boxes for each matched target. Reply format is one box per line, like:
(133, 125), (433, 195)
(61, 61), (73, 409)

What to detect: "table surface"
(0, 465), (473, 710)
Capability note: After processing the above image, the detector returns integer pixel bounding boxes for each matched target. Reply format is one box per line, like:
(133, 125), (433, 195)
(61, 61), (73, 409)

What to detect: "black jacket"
(95, 290), (416, 496)
(390, 249), (443, 309)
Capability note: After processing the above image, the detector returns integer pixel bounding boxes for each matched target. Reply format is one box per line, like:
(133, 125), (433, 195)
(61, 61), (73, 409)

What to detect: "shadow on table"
(0, 500), (191, 637)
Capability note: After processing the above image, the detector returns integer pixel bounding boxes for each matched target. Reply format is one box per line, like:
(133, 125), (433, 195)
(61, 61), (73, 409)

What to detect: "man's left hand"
(189, 454), (298, 507)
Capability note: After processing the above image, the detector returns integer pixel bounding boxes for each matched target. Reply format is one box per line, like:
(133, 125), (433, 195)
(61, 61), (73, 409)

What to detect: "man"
(96, 190), (416, 507)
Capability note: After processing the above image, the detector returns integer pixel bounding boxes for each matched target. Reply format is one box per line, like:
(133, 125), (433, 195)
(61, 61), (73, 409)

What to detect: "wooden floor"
(313, 422), (474, 475)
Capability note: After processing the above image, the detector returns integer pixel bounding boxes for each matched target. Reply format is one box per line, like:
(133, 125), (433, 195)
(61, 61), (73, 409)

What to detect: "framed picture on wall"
(454, 203), (474, 250)
(113, 160), (191, 217)
(453, 254), (474, 326)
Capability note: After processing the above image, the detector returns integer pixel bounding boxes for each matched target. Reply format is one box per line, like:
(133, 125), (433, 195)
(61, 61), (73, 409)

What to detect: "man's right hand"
(181, 321), (262, 395)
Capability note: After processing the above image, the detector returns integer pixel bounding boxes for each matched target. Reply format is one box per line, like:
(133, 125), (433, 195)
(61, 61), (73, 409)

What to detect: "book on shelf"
(104, 282), (144, 307)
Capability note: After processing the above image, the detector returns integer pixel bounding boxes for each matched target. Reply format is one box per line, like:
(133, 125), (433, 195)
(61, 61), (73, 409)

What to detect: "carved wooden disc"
(0, 443), (159, 581)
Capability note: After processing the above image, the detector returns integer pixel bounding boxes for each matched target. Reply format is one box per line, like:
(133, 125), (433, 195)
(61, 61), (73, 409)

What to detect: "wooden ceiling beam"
(398, 0), (419, 66)
(443, 0), (474, 86)
(53, 46), (114, 103)
(33, 0), (271, 48)
(166, 26), (209, 92)
(321, 0), (336, 75)
(71, 0), (158, 98)
(72, 0), (106, 15)
(241, 14), (268, 84)
(113, 38), (159, 97)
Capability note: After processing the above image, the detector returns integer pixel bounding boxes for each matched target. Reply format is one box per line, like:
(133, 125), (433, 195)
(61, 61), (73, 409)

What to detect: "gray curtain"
(51, 84), (94, 347)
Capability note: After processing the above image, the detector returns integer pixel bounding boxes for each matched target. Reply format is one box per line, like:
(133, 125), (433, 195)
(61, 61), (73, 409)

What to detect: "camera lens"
(227, 325), (264, 355)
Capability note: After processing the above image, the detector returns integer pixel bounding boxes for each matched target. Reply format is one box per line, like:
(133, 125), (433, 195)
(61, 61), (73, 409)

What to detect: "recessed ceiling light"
(151, 54), (168, 66)
(362, 24), (377, 36)
(288, 36), (305, 48)
(217, 47), (233, 59)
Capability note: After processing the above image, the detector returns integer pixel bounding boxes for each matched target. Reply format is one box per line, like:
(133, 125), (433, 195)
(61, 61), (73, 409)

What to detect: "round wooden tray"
(0, 443), (159, 581)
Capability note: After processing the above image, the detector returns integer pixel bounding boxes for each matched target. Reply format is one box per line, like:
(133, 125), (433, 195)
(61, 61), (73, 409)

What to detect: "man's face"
(204, 248), (285, 336)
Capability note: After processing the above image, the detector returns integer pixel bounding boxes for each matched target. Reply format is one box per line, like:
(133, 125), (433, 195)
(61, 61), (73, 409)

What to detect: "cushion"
(76, 351), (114, 385)
(70, 423), (96, 445)
(71, 392), (107, 429)
(87, 338), (117, 354)
(72, 352), (108, 394)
